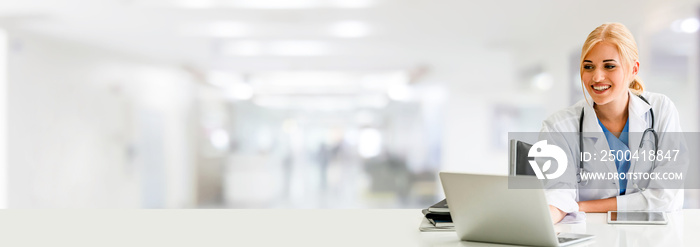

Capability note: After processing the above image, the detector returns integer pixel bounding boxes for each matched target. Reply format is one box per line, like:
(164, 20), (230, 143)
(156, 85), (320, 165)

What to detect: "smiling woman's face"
(581, 41), (637, 107)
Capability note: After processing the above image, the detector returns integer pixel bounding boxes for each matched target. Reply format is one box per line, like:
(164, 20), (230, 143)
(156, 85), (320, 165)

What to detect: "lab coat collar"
(581, 90), (651, 136)
(580, 90), (652, 177)
(581, 100), (602, 138)
(628, 90), (653, 165)
(628, 90), (652, 133)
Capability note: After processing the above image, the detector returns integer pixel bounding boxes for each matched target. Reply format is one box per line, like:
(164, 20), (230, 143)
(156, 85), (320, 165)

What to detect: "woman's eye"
(583, 65), (593, 70)
(605, 65), (616, 69)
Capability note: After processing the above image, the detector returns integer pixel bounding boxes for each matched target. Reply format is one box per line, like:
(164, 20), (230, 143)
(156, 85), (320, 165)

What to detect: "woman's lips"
(591, 84), (611, 94)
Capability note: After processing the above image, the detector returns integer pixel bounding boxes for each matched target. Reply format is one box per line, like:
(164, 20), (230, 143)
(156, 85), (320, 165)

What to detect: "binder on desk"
(428, 199), (449, 213)
(419, 199), (454, 232)
(422, 209), (452, 221)
(419, 217), (454, 232)
(427, 218), (454, 227)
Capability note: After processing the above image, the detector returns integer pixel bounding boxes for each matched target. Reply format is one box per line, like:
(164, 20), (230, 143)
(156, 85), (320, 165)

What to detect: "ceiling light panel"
(251, 71), (359, 95)
(137, 0), (376, 9)
(181, 21), (372, 39)
(180, 21), (251, 37)
(222, 40), (331, 56)
(329, 21), (370, 38)
(221, 40), (264, 56)
(267, 40), (330, 56)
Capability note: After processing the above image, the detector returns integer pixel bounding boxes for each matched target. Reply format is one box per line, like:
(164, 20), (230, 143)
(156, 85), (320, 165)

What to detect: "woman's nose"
(592, 70), (604, 83)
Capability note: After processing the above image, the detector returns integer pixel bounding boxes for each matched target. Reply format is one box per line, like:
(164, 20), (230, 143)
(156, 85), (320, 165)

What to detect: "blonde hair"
(580, 23), (644, 97)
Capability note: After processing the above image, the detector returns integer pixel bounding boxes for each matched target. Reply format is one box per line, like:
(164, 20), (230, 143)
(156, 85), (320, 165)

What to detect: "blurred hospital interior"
(0, 0), (699, 208)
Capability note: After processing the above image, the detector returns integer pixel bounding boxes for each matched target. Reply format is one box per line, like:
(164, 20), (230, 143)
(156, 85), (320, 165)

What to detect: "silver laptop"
(439, 172), (594, 246)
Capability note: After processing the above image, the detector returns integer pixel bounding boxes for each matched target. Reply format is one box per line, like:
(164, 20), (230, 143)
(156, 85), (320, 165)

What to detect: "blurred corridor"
(0, 0), (699, 208)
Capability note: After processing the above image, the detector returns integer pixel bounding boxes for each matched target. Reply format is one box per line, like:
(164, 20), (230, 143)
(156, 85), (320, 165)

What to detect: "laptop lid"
(439, 172), (559, 246)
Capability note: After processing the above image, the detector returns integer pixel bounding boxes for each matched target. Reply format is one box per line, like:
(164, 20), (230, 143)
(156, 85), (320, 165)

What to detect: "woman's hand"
(549, 205), (566, 224)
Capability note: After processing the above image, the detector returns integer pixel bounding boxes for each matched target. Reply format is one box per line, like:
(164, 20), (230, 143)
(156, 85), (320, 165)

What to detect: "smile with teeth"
(592, 85), (611, 91)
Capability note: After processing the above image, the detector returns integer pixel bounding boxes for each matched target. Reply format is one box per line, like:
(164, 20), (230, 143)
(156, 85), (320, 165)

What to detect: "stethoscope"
(577, 95), (658, 191)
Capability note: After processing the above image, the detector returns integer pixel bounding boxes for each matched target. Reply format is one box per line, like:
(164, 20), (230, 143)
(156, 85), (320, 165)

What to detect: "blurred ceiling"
(0, 0), (696, 73)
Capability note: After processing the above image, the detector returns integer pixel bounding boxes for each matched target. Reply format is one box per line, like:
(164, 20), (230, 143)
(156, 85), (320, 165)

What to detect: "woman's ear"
(632, 60), (640, 76)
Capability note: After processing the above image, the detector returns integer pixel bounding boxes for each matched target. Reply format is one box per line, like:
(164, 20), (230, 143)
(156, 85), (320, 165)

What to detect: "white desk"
(0, 209), (697, 246)
(422, 209), (700, 246)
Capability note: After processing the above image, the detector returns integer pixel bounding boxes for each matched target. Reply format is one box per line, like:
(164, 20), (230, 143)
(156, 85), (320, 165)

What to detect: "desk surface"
(0, 209), (698, 247)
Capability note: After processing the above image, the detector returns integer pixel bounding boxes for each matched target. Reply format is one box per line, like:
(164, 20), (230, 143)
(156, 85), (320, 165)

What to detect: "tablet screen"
(609, 211), (666, 222)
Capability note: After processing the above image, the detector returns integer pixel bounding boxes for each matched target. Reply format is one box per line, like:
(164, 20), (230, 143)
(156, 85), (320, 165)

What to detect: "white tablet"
(607, 211), (668, 225)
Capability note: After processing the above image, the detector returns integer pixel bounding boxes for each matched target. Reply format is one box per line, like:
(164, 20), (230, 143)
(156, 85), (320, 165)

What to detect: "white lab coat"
(540, 90), (687, 213)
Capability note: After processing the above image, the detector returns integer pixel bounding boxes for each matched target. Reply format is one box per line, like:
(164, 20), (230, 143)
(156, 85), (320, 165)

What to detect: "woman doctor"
(541, 23), (688, 223)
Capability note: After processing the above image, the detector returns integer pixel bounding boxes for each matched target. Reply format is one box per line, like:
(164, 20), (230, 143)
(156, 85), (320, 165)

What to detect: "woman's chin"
(590, 97), (612, 106)
(589, 89), (628, 107)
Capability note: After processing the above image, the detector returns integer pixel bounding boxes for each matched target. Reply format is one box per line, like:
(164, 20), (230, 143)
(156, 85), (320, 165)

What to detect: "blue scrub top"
(598, 118), (631, 195)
